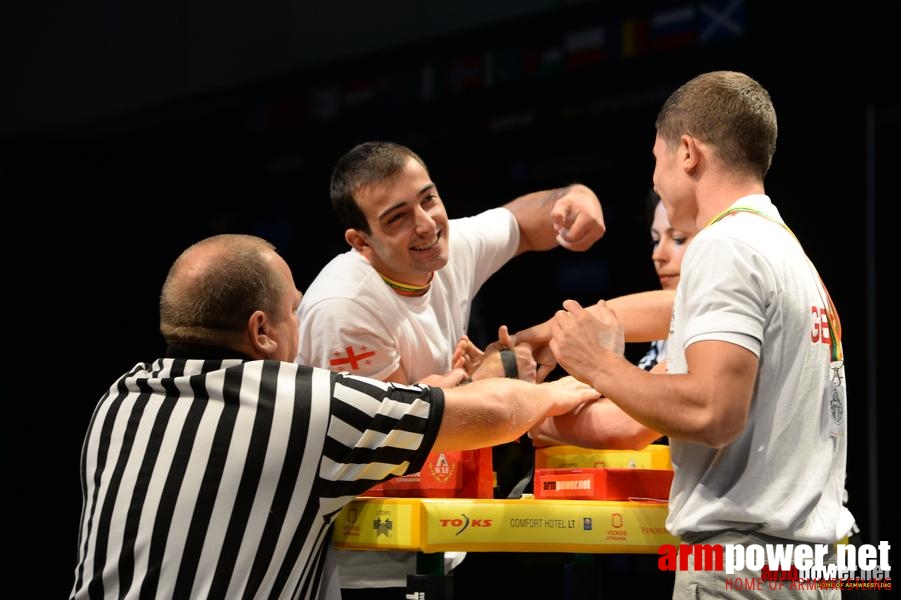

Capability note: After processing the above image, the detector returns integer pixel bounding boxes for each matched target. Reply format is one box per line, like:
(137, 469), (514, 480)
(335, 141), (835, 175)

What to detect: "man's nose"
(413, 205), (436, 233)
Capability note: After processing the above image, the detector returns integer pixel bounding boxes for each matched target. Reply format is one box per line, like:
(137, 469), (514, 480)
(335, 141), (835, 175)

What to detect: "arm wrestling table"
(332, 496), (678, 598)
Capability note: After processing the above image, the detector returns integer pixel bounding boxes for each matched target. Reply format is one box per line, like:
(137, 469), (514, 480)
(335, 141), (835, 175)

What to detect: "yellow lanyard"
(707, 206), (843, 362)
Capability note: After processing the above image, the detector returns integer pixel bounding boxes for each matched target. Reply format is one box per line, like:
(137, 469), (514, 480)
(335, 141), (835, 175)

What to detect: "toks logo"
(438, 514), (494, 535)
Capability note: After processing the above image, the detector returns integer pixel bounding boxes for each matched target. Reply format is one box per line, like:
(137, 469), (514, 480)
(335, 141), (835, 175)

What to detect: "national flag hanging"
(698, 0), (746, 43)
(247, 94), (308, 133)
(341, 78), (378, 108)
(620, 17), (650, 59)
(565, 26), (607, 70)
(447, 53), (485, 94)
(523, 45), (564, 77)
(650, 5), (697, 51)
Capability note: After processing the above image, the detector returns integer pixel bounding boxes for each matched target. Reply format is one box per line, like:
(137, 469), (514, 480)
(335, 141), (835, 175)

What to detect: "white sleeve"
(449, 207), (520, 292)
(680, 235), (767, 357)
(298, 297), (401, 381)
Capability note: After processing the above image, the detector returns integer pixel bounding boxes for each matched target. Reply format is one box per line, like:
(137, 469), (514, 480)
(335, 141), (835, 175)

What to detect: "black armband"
(499, 348), (519, 379)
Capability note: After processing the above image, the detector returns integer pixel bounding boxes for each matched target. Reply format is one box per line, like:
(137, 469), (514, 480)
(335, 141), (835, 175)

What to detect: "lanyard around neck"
(378, 270), (433, 297)
(707, 206), (843, 362)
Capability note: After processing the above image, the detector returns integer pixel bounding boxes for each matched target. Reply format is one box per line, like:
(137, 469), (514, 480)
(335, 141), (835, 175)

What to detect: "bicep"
(684, 339), (758, 443)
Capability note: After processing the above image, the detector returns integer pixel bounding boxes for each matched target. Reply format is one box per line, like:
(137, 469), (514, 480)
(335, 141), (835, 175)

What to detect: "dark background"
(6, 0), (894, 596)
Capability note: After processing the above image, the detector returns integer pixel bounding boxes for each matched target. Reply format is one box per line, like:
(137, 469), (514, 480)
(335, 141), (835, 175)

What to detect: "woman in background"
(636, 190), (697, 371)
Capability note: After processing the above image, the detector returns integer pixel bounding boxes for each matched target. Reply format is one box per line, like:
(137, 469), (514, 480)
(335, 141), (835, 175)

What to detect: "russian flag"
(565, 27), (607, 69)
(650, 5), (697, 51)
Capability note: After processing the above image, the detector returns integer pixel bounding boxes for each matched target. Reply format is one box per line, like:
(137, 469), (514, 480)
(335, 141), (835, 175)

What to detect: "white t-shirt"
(297, 207), (520, 588)
(299, 207), (519, 382)
(665, 194), (853, 543)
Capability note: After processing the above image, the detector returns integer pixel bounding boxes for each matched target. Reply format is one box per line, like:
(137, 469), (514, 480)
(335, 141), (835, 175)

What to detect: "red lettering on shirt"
(810, 305), (831, 345)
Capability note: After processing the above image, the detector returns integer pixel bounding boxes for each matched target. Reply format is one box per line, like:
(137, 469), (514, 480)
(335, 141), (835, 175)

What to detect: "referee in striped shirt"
(70, 233), (601, 600)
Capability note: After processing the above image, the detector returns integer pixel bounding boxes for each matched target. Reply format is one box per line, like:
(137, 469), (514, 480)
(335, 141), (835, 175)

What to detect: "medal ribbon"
(707, 206), (843, 362)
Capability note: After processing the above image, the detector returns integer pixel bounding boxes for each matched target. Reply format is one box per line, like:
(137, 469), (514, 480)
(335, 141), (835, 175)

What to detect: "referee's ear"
(247, 309), (278, 358)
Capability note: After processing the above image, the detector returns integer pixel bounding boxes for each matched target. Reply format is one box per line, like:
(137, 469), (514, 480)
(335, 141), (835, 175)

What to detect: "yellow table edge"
(332, 497), (678, 553)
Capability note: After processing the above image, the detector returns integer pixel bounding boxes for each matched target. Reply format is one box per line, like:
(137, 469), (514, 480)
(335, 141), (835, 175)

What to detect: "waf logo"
(429, 453), (456, 483)
(330, 345), (376, 371)
(438, 514), (494, 535)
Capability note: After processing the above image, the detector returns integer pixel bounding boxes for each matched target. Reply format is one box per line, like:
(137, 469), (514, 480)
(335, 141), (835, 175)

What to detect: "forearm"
(527, 423), (568, 448)
(419, 369), (469, 387)
(505, 186), (572, 254)
(513, 289), (674, 348)
(436, 379), (548, 450)
(577, 350), (696, 437)
(538, 398), (662, 450)
(604, 290), (675, 343)
(435, 376), (599, 450)
(582, 346), (749, 447)
(550, 299), (751, 447)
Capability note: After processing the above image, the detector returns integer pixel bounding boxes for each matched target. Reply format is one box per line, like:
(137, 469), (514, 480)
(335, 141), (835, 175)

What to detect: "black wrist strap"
(499, 348), (519, 379)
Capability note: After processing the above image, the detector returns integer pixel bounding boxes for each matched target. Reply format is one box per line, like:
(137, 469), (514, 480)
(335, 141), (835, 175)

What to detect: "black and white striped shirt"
(71, 347), (443, 599)
(637, 339), (666, 372)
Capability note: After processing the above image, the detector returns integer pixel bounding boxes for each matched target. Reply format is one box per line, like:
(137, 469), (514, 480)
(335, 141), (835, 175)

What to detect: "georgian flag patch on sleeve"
(329, 345), (376, 371)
